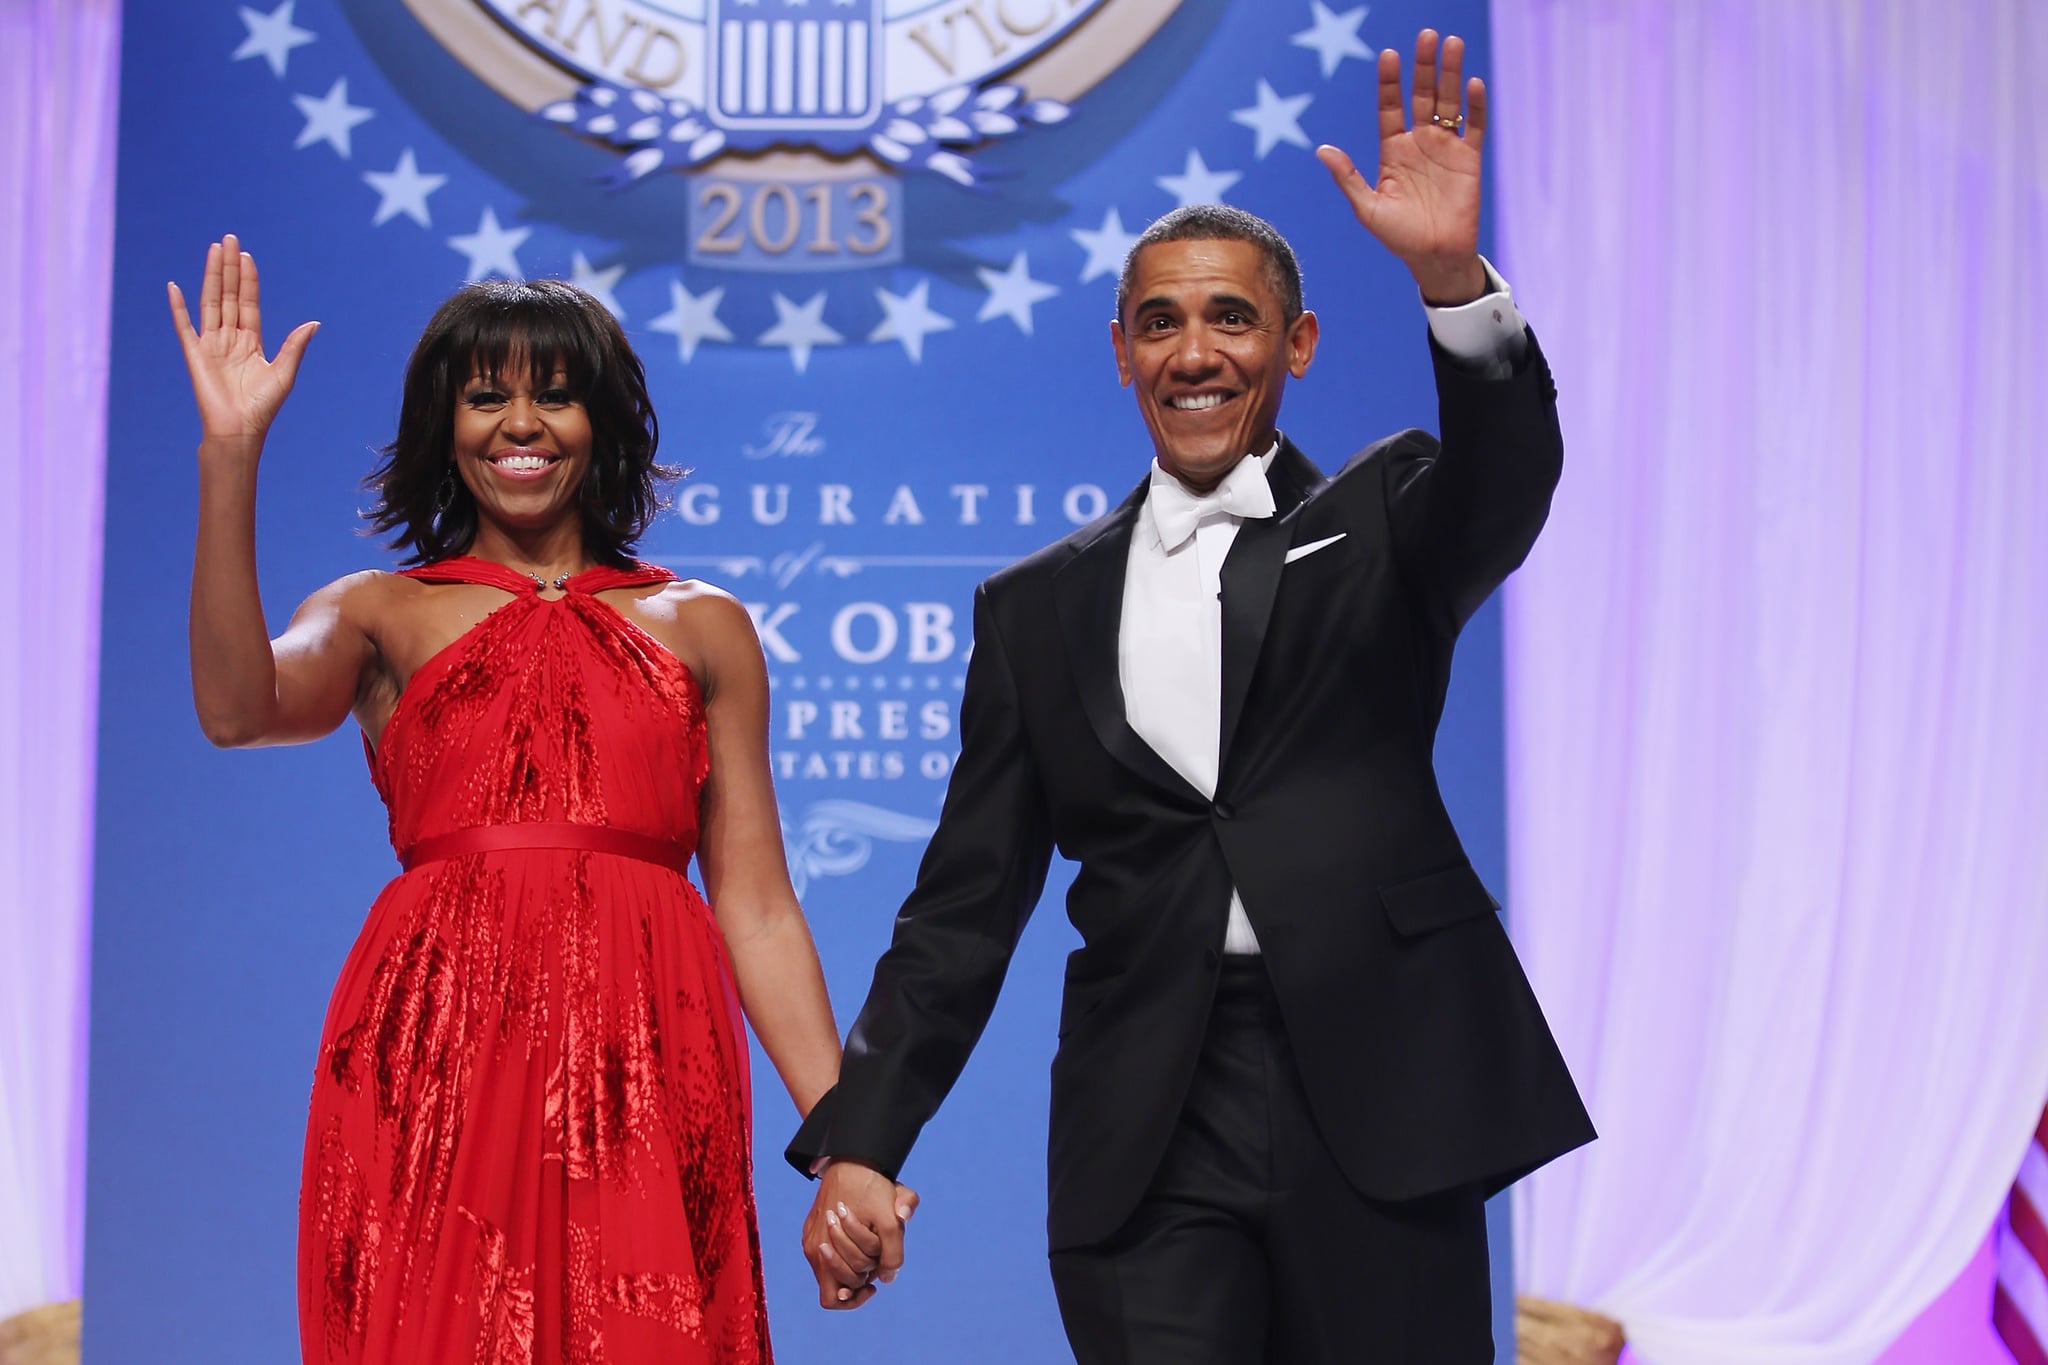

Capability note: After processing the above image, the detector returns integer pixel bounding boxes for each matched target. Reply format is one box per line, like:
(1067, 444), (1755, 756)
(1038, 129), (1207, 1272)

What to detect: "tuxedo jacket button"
(1212, 802), (1236, 820)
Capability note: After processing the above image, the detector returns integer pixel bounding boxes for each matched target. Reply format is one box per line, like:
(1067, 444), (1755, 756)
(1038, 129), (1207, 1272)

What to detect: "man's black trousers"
(1049, 957), (1494, 1365)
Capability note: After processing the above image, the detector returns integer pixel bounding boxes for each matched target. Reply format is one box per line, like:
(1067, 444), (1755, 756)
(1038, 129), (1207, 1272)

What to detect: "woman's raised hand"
(168, 235), (319, 453)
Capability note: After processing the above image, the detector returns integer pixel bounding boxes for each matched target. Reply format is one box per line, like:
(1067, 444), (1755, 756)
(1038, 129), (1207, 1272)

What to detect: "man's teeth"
(493, 454), (554, 471)
(1169, 393), (1228, 411)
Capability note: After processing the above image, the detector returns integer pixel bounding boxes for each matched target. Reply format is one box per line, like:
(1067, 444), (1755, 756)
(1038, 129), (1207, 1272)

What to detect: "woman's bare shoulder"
(279, 568), (384, 627)
(663, 575), (744, 610)
(631, 577), (746, 625)
(296, 567), (419, 626)
(292, 570), (483, 656)
(625, 579), (759, 683)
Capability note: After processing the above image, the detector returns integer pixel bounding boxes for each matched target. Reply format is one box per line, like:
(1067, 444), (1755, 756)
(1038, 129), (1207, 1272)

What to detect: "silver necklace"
(525, 570), (571, 590)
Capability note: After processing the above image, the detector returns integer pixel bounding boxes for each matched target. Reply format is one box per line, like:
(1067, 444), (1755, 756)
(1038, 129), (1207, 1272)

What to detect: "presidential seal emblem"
(406, 0), (1184, 272)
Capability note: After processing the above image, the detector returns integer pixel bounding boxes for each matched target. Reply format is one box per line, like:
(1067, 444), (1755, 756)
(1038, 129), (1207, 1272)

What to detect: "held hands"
(168, 235), (319, 456)
(801, 1160), (921, 1310)
(1316, 30), (1489, 305)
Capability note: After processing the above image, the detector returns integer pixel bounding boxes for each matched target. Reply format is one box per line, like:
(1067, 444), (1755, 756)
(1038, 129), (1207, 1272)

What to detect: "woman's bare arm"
(173, 234), (373, 747)
(686, 588), (842, 1118)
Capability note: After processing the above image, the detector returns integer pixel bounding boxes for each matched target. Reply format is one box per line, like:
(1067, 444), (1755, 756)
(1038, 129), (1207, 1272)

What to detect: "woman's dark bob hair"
(365, 278), (673, 565)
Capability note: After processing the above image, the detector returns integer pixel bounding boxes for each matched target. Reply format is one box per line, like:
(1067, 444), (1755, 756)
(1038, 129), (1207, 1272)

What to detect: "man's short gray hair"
(1115, 204), (1305, 323)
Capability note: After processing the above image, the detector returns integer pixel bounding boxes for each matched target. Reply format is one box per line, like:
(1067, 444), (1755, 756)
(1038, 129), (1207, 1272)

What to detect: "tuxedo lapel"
(1218, 439), (1322, 764)
(1051, 478), (1205, 800)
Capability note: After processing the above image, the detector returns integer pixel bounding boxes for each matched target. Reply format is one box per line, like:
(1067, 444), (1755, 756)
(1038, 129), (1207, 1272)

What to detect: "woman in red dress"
(169, 236), (905, 1363)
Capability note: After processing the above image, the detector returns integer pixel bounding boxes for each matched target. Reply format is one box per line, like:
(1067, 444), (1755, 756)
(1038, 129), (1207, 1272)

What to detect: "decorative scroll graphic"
(781, 799), (939, 897)
(659, 545), (1013, 587)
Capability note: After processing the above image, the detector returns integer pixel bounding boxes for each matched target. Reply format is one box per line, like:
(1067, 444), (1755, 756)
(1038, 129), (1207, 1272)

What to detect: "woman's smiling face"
(448, 356), (593, 536)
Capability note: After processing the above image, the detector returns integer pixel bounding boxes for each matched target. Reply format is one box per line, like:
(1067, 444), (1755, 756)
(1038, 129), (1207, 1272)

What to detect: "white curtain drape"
(0, 0), (120, 1326)
(1491, 1), (2048, 1362)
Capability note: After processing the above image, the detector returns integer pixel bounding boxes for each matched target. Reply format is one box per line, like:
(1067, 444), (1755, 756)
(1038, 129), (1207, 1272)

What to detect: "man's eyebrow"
(1207, 292), (1261, 314)
(1131, 294), (1177, 316)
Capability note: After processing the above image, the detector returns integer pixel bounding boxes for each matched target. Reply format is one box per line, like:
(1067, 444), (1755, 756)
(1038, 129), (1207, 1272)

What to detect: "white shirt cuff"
(1423, 256), (1528, 379)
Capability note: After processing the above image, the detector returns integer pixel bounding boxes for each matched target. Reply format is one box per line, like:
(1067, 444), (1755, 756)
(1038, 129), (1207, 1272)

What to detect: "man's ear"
(1110, 318), (1133, 388)
(1287, 309), (1320, 379)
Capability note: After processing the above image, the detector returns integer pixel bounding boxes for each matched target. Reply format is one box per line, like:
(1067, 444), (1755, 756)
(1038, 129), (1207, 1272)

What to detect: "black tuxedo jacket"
(790, 336), (1595, 1253)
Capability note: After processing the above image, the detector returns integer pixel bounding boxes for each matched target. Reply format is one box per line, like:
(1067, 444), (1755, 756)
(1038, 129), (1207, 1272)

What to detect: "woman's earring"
(432, 467), (456, 518)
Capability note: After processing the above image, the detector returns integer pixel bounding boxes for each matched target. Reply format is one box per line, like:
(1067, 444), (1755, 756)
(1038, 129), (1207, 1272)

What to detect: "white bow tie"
(1145, 454), (1277, 552)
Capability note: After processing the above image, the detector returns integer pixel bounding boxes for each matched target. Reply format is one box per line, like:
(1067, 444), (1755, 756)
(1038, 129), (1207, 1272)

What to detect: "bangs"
(437, 280), (609, 393)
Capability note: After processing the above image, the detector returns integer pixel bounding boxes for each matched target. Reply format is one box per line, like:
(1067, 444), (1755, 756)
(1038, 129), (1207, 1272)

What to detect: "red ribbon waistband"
(399, 822), (693, 877)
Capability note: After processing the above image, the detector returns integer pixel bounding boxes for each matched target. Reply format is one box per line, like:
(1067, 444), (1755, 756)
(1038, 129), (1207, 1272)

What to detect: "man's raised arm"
(1320, 29), (1564, 628)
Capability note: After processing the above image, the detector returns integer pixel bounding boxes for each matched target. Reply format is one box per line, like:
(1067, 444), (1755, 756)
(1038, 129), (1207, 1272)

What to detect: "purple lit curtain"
(1491, 1), (2048, 1362)
(0, 0), (120, 1325)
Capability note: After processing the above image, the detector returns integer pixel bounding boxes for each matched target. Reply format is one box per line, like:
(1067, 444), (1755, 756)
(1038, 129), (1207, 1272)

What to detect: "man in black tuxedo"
(788, 30), (1593, 1362)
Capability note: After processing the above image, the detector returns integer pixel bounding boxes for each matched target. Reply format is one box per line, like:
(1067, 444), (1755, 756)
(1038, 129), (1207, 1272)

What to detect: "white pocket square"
(1284, 533), (1347, 564)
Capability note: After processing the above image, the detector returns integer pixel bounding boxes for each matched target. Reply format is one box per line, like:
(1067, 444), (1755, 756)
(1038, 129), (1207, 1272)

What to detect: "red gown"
(297, 556), (770, 1365)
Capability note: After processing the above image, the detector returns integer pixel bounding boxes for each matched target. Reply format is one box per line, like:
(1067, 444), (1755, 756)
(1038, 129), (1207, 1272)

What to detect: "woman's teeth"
(492, 454), (555, 471)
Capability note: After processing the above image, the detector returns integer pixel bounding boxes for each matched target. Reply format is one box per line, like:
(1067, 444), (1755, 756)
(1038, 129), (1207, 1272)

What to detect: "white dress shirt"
(1117, 259), (1528, 955)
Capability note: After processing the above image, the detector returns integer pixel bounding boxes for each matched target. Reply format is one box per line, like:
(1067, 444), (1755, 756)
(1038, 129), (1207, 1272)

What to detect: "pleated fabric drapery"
(0, 0), (120, 1337)
(1491, 1), (2048, 1361)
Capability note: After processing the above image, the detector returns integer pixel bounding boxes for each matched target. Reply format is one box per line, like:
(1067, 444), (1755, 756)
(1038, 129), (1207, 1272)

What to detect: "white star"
(362, 148), (446, 228)
(1231, 81), (1314, 158)
(1292, 2), (1374, 80)
(1071, 207), (1142, 284)
(232, 0), (315, 78)
(1156, 150), (1242, 208)
(759, 292), (841, 373)
(648, 280), (732, 362)
(447, 206), (530, 282)
(292, 77), (374, 159)
(869, 280), (955, 363)
(975, 252), (1059, 335)
(570, 252), (627, 319)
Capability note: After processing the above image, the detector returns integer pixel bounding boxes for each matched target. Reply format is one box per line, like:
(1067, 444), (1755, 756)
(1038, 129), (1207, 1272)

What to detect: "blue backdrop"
(85, 1), (1511, 1359)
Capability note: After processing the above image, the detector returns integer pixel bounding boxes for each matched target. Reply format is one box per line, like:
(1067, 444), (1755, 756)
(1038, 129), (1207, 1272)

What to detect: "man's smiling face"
(1112, 237), (1319, 492)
